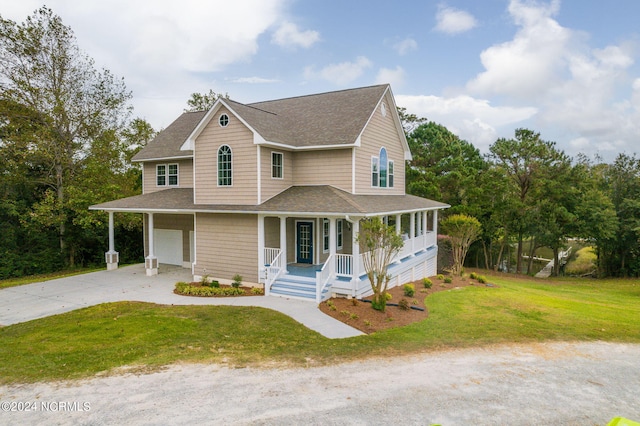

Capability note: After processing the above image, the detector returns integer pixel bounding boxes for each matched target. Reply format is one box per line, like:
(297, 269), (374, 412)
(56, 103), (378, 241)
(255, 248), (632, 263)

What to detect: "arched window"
(379, 147), (388, 188)
(218, 145), (232, 186)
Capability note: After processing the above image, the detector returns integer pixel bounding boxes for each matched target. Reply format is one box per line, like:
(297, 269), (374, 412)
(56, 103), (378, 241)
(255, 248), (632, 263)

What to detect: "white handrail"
(264, 247), (280, 266)
(316, 254), (335, 303)
(265, 250), (284, 296)
(335, 253), (352, 276)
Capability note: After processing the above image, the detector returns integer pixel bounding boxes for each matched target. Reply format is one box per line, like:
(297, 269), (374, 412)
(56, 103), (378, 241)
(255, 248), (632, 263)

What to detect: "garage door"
(154, 229), (183, 266)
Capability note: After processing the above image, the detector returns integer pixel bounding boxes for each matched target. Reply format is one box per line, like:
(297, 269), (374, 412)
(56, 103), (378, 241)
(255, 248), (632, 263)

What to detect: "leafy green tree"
(397, 106), (428, 134)
(488, 129), (567, 274)
(406, 122), (486, 216)
(185, 89), (229, 112)
(440, 214), (482, 276)
(357, 217), (404, 312)
(0, 7), (131, 266)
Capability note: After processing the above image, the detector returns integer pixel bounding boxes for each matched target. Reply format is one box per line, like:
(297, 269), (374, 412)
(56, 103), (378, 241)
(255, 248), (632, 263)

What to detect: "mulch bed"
(319, 274), (491, 334)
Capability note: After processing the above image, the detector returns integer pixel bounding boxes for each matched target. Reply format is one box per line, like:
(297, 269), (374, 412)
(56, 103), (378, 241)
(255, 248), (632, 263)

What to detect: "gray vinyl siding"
(354, 91), (405, 195)
(142, 159), (193, 194)
(260, 146), (293, 202)
(194, 106), (257, 205)
(193, 213), (259, 284)
(291, 149), (352, 192)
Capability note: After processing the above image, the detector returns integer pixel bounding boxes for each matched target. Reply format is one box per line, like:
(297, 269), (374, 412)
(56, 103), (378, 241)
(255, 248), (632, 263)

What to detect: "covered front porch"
(259, 210), (439, 303)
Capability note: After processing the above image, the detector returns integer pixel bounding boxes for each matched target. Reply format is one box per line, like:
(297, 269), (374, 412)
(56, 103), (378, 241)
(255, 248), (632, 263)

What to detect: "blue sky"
(2, 0), (640, 161)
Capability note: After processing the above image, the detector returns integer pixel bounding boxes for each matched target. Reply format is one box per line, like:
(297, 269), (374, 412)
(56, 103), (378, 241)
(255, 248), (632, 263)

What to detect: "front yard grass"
(0, 274), (638, 383)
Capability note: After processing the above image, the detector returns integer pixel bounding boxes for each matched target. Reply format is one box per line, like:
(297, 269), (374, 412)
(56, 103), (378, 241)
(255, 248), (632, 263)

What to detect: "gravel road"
(1, 341), (639, 425)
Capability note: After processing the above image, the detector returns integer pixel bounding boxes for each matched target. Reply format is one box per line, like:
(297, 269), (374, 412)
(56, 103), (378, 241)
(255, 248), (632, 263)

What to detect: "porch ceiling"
(89, 186), (449, 216)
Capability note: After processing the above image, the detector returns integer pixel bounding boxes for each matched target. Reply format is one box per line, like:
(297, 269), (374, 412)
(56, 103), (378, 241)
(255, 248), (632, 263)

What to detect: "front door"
(296, 222), (313, 264)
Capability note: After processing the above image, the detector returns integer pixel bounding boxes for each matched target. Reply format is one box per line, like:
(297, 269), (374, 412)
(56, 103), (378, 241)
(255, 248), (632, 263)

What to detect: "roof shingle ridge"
(247, 84), (388, 106)
(326, 185), (366, 214)
(225, 98), (278, 116)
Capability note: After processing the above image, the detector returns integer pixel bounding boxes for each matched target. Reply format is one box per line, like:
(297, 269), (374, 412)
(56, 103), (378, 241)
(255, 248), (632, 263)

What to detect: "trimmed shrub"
(232, 274), (242, 289)
(444, 276), (453, 284)
(477, 275), (487, 284)
(437, 274), (445, 280)
(422, 278), (432, 289)
(470, 272), (478, 280)
(403, 284), (415, 297)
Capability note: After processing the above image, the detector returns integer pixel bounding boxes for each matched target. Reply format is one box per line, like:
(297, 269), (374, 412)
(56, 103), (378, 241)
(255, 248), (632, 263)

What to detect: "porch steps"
(269, 275), (328, 301)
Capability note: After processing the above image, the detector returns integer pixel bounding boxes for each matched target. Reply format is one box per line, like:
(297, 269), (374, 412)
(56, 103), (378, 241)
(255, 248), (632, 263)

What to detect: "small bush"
(210, 280), (220, 288)
(251, 287), (263, 295)
(437, 274), (445, 280)
(351, 298), (359, 306)
(200, 275), (210, 286)
(422, 278), (432, 288)
(444, 277), (453, 284)
(384, 292), (392, 301)
(175, 283), (244, 297)
(350, 313), (359, 320)
(403, 284), (415, 297)
(398, 298), (410, 311)
(232, 274), (242, 289)
(470, 272), (478, 280)
(477, 275), (487, 284)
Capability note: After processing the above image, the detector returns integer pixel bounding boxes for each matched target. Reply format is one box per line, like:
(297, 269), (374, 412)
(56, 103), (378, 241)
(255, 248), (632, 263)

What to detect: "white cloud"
(463, 0), (640, 159)
(393, 38), (418, 56)
(376, 66), (406, 88)
(304, 56), (372, 86)
(434, 5), (478, 35)
(396, 94), (537, 152)
(466, 0), (570, 99)
(271, 22), (320, 49)
(229, 77), (280, 84)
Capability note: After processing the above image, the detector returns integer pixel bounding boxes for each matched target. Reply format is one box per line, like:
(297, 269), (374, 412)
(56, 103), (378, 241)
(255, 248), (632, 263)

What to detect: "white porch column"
(433, 209), (439, 236)
(258, 214), (265, 283)
(422, 210), (428, 248)
(279, 216), (287, 274)
(409, 212), (416, 255)
(105, 211), (119, 271)
(329, 217), (337, 258)
(351, 218), (360, 297)
(145, 213), (158, 276)
(395, 214), (401, 235)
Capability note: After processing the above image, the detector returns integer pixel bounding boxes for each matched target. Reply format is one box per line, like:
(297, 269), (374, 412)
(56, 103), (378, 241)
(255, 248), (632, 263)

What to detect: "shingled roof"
(133, 85), (394, 162)
(131, 111), (206, 161)
(90, 186), (449, 216)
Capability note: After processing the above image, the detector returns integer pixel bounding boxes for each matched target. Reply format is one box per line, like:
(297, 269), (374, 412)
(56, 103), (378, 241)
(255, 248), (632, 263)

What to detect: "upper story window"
(156, 163), (178, 187)
(219, 113), (229, 127)
(371, 157), (379, 187)
(272, 152), (283, 179)
(217, 145), (232, 186)
(379, 147), (388, 188)
(371, 147), (393, 188)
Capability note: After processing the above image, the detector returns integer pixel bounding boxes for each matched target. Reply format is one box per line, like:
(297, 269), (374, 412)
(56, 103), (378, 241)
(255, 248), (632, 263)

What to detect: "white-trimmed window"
(323, 219), (330, 253)
(156, 164), (166, 186)
(218, 145), (232, 186)
(156, 163), (178, 187)
(371, 157), (379, 187)
(272, 152), (283, 179)
(219, 113), (229, 127)
(372, 148), (393, 188)
(337, 219), (343, 250)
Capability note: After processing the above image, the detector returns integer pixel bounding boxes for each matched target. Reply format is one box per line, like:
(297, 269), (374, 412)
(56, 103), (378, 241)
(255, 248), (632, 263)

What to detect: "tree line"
(404, 116), (640, 277)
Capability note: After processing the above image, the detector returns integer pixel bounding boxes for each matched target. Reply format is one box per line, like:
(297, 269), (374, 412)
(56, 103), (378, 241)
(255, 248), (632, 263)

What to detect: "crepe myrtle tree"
(357, 217), (404, 312)
(441, 214), (482, 276)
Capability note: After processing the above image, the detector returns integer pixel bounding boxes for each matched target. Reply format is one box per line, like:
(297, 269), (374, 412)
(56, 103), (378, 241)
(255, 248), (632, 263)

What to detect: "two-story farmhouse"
(91, 84), (448, 302)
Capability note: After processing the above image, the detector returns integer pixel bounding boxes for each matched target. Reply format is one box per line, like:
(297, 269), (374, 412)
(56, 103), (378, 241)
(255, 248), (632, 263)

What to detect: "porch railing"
(335, 253), (353, 276)
(265, 249), (284, 296)
(316, 254), (335, 303)
(264, 247), (280, 267)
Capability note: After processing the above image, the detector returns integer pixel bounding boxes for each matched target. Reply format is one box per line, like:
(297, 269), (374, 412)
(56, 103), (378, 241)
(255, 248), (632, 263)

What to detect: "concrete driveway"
(0, 264), (362, 338)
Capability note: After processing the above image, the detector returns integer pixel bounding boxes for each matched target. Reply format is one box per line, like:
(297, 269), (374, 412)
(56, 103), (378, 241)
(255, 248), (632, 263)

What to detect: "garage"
(153, 229), (183, 266)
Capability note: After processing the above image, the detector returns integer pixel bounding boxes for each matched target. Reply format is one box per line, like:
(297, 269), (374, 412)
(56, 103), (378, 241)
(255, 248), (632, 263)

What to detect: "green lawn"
(1, 275), (638, 383)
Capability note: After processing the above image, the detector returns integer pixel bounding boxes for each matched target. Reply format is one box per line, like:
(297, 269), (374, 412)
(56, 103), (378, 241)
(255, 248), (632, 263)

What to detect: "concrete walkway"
(0, 264), (363, 339)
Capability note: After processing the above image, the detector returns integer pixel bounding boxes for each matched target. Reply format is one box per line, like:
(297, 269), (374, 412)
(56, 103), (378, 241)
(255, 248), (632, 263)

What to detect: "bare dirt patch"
(319, 274), (494, 333)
